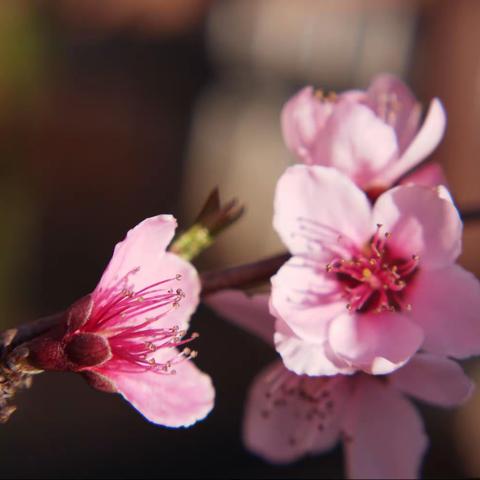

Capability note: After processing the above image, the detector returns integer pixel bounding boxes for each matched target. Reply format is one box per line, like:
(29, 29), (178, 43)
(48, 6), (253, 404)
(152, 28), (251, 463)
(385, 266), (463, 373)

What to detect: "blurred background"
(0, 0), (479, 477)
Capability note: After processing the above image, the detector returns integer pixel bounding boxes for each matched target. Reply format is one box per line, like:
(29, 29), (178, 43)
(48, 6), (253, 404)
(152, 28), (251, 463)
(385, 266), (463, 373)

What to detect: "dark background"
(0, 0), (479, 478)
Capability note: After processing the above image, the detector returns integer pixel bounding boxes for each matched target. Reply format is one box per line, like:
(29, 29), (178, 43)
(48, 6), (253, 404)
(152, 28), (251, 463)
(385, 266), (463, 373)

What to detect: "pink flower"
(27, 215), (214, 427)
(272, 165), (480, 375)
(281, 74), (446, 191)
(208, 290), (473, 479)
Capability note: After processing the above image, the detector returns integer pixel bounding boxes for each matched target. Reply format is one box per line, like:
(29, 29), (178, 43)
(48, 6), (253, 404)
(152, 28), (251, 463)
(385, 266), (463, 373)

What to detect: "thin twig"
(461, 208), (480, 222)
(200, 252), (290, 296)
(0, 253), (290, 350)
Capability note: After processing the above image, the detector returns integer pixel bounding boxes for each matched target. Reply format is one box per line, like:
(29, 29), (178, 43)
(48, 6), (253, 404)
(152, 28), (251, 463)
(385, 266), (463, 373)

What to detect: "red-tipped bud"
(65, 333), (112, 368)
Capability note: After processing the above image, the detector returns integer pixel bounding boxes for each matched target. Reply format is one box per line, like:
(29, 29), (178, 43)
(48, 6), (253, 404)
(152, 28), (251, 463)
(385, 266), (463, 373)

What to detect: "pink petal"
(373, 185), (462, 269)
(390, 353), (474, 407)
(150, 252), (200, 330)
(312, 102), (399, 188)
(378, 98), (446, 185)
(98, 349), (214, 428)
(273, 165), (373, 258)
(205, 290), (273, 345)
(343, 376), (428, 479)
(407, 266), (480, 359)
(243, 361), (346, 464)
(400, 162), (448, 188)
(365, 74), (421, 152)
(96, 215), (177, 292)
(274, 319), (354, 376)
(270, 256), (345, 343)
(328, 312), (424, 374)
(281, 86), (335, 163)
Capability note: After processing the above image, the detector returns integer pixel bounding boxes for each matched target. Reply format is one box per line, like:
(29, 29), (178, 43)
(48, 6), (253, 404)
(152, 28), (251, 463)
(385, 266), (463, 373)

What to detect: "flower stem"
(200, 252), (290, 296)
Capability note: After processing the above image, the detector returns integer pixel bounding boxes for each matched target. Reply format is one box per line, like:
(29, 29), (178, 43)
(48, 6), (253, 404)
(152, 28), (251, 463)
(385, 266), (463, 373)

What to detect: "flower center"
(326, 225), (419, 313)
(84, 269), (198, 375)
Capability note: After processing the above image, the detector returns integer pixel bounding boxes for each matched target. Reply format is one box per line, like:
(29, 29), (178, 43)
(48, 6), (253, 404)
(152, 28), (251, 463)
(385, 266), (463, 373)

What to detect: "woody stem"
(0, 252), (290, 350)
(200, 252), (290, 295)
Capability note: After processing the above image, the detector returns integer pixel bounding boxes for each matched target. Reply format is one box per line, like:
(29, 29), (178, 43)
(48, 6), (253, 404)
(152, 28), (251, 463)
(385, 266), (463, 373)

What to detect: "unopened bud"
(65, 333), (112, 368)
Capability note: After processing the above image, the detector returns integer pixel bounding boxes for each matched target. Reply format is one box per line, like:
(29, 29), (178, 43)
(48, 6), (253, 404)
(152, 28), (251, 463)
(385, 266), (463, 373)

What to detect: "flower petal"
(400, 162), (448, 188)
(274, 319), (354, 376)
(96, 215), (177, 292)
(312, 102), (399, 188)
(343, 376), (428, 479)
(365, 73), (421, 153)
(273, 165), (373, 258)
(281, 86), (335, 163)
(390, 353), (474, 407)
(328, 312), (424, 374)
(150, 252), (200, 330)
(270, 256), (345, 343)
(378, 98), (446, 185)
(407, 266), (480, 359)
(206, 290), (273, 345)
(373, 185), (462, 269)
(98, 350), (214, 428)
(243, 360), (345, 464)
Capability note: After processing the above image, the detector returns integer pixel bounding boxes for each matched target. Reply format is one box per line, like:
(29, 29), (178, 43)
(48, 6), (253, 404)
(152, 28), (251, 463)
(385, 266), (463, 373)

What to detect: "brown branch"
(1, 253), (290, 351)
(1, 313), (64, 353)
(200, 252), (290, 296)
(461, 208), (480, 222)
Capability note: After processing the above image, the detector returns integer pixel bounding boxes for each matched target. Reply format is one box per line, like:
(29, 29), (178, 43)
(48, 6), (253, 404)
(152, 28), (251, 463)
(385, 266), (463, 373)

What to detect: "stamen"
(325, 228), (419, 314)
(82, 268), (200, 375)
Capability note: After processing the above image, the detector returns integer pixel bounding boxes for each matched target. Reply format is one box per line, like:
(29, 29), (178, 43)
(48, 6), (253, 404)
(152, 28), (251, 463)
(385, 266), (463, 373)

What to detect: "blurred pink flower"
(281, 74), (446, 191)
(28, 215), (214, 427)
(271, 165), (480, 376)
(208, 290), (473, 479)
